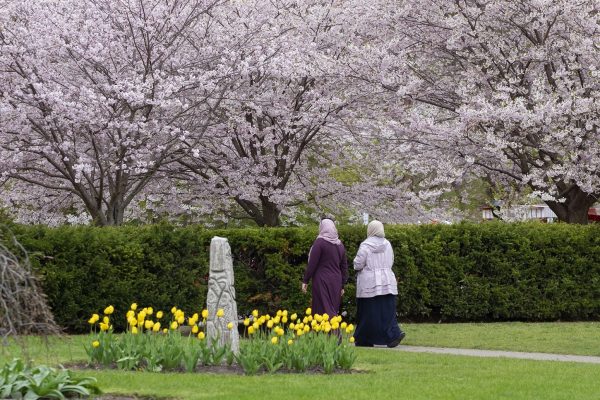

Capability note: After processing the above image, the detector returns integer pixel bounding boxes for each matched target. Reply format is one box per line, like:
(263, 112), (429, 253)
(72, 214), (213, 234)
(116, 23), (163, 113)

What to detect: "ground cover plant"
(85, 304), (356, 375)
(0, 358), (101, 399)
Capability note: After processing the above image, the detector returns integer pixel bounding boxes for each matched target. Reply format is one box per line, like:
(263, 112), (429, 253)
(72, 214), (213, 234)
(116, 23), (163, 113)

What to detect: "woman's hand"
(301, 283), (308, 293)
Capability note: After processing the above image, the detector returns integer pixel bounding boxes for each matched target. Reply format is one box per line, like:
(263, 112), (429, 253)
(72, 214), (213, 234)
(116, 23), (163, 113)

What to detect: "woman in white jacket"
(353, 220), (405, 347)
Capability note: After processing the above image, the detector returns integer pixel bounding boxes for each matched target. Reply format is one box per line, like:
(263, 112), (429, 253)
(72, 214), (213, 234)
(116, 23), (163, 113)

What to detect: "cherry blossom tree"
(377, 0), (600, 223)
(176, 0), (376, 226)
(0, 0), (225, 225)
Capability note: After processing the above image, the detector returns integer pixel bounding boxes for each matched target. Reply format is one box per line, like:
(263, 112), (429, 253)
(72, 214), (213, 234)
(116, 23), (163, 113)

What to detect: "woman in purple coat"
(302, 219), (348, 316)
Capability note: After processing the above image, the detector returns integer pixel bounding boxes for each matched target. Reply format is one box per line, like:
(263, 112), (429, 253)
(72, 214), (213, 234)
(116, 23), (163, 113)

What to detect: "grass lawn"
(1, 323), (599, 399)
(402, 322), (600, 356)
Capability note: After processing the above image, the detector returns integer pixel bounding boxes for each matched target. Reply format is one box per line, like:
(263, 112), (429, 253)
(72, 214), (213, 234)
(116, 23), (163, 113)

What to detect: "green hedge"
(7, 222), (600, 332)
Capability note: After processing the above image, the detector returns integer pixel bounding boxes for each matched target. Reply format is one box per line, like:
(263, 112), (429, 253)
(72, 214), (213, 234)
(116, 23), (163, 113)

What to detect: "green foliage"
(0, 358), (101, 399)
(85, 328), (234, 372)
(8, 222), (600, 331)
(236, 313), (357, 375)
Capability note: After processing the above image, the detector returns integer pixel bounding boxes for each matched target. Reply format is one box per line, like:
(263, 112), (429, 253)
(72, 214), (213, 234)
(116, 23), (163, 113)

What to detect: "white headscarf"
(317, 218), (341, 245)
(367, 220), (385, 238)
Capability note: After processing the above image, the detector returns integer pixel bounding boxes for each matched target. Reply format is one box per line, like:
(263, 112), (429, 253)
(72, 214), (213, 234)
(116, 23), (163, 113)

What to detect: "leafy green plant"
(0, 358), (101, 399)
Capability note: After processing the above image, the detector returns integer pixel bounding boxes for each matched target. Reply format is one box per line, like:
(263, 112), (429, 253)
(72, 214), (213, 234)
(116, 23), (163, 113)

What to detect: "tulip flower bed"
(86, 304), (357, 375)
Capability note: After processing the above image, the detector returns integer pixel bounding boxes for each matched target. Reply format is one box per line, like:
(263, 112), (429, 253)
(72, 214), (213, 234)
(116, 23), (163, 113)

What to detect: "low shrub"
(0, 358), (101, 399)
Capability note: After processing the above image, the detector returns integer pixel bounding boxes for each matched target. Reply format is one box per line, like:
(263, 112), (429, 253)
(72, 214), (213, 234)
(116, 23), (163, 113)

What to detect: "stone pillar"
(206, 236), (239, 354)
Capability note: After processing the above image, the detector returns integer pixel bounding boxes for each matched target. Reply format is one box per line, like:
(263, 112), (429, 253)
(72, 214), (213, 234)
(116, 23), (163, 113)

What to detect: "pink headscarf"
(317, 218), (341, 245)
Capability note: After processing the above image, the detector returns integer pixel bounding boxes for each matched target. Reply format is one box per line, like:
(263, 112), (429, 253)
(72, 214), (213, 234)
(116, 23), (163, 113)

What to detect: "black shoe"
(387, 332), (406, 348)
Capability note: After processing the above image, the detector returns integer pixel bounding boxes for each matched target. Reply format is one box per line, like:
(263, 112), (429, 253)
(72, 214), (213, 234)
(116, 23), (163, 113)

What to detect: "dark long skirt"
(353, 294), (402, 346)
(311, 275), (342, 316)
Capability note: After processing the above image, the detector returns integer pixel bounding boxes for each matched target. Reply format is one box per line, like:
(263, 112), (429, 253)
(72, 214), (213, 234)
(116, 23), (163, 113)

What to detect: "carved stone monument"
(206, 236), (239, 354)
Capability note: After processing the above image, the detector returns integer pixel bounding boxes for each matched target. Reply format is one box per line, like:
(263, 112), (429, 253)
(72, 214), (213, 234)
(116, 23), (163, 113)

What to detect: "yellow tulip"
(273, 316), (281, 324)
(146, 307), (153, 315)
(197, 331), (205, 340)
(276, 327), (284, 336)
(303, 325), (310, 333)
(227, 322), (234, 330)
(126, 310), (135, 319)
(289, 323), (295, 330)
(104, 305), (114, 315)
(144, 320), (154, 330)
(192, 325), (199, 334)
(156, 311), (164, 319)
(341, 322), (347, 330)
(271, 336), (278, 344)
(331, 322), (339, 330)
(170, 321), (179, 330)
(251, 309), (259, 318)
(132, 326), (138, 335)
(267, 320), (274, 329)
(282, 310), (288, 317)
(92, 340), (100, 348)
(287, 339), (293, 345)
(102, 316), (109, 324)
(137, 311), (146, 321)
(305, 307), (312, 315)
(202, 309), (209, 319)
(243, 318), (250, 326)
(315, 314), (323, 322)
(252, 322), (259, 330)
(258, 316), (266, 324)
(248, 326), (255, 335)
(265, 314), (271, 321)
(322, 313), (329, 321)
(88, 314), (99, 324)
(177, 316), (185, 325)
(276, 310), (282, 317)
(162, 328), (168, 334)
(99, 322), (109, 331)
(349, 337), (355, 343)
(128, 317), (137, 327)
(324, 325), (331, 333)
(153, 322), (161, 332)
(130, 303), (137, 311)
(282, 316), (288, 323)
(290, 313), (297, 321)
(171, 306), (177, 314)
(216, 309), (224, 318)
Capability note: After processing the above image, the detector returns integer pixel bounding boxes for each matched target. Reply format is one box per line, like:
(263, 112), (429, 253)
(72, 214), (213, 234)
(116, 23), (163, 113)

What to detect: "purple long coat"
(303, 238), (348, 316)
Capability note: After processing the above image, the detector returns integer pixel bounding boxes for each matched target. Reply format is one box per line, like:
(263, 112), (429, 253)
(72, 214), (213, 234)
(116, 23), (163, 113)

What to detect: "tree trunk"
(545, 186), (597, 224)
(105, 200), (125, 226)
(259, 197), (281, 227)
(234, 196), (282, 227)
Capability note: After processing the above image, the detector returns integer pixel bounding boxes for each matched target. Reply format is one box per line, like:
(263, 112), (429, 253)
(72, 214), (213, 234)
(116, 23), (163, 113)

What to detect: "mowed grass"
(1, 323), (599, 400)
(401, 322), (600, 356)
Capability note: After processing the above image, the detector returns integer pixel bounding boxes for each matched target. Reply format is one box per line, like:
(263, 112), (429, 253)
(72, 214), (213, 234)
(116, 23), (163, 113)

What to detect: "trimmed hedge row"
(8, 222), (600, 333)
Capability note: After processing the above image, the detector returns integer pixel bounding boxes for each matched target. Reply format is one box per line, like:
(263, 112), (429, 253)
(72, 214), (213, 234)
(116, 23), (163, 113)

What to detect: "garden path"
(383, 345), (600, 364)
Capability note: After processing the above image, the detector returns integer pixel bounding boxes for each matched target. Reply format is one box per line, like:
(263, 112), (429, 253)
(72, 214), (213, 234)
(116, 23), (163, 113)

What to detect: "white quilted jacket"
(353, 237), (398, 298)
